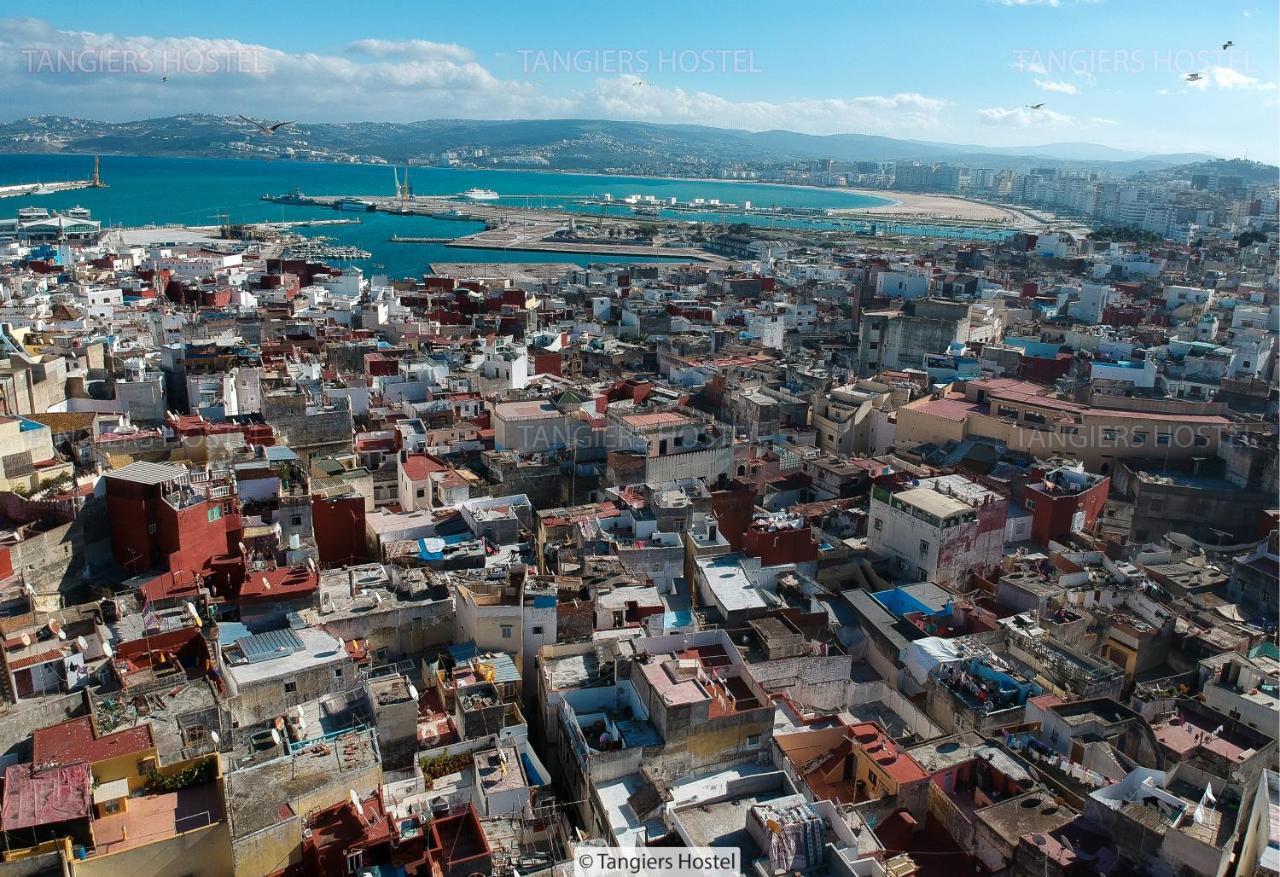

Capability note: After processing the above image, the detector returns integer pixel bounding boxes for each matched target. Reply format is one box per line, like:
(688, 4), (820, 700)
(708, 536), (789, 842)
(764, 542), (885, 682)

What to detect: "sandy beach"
(831, 189), (1028, 225)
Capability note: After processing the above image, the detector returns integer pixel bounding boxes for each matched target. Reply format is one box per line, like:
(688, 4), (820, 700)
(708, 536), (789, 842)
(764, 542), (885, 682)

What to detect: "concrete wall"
(928, 780), (976, 852)
(316, 599), (454, 659)
(750, 655), (853, 712)
(73, 820), (232, 877)
(226, 658), (355, 728)
(230, 816), (301, 877)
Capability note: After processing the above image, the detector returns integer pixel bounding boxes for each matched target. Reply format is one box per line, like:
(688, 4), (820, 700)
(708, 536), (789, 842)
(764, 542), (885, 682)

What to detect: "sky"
(0, 0), (1277, 162)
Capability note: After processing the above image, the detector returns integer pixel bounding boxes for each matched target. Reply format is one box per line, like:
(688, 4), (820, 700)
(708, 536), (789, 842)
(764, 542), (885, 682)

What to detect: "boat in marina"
(459, 188), (500, 201)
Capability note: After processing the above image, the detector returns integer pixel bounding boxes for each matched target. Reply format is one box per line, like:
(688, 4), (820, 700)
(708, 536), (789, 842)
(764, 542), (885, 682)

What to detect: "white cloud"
(1180, 67), (1276, 92)
(1034, 79), (1079, 94)
(0, 17), (549, 120)
(977, 106), (1113, 128)
(344, 39), (476, 64)
(0, 19), (951, 136)
(579, 77), (947, 134)
(1211, 66), (1275, 90)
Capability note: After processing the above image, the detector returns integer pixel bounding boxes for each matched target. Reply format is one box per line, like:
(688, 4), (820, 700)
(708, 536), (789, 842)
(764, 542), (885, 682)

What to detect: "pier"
(0, 157), (106, 200)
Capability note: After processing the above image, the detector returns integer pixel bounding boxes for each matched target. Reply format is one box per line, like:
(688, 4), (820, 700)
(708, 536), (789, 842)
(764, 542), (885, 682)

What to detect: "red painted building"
(1024, 467), (1110, 546)
(1019, 352), (1073, 384)
(710, 479), (757, 552)
(104, 461), (244, 590)
(742, 515), (819, 566)
(312, 494), (367, 565)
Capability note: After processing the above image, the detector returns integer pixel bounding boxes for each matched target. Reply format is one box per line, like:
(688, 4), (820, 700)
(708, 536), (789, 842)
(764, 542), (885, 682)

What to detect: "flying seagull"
(238, 115), (295, 135)
(161, 76), (168, 84)
(1025, 103), (1045, 110)
(1221, 40), (1234, 50)
(1184, 72), (1204, 82)
(632, 79), (648, 87)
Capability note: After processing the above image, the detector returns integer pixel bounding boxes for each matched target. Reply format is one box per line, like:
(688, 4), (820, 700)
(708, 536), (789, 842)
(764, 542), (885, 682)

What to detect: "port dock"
(0, 157), (107, 200)
(261, 191), (724, 261)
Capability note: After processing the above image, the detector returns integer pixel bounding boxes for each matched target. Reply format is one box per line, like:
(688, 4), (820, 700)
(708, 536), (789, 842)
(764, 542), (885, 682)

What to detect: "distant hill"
(0, 114), (1231, 176)
(1131, 157), (1280, 186)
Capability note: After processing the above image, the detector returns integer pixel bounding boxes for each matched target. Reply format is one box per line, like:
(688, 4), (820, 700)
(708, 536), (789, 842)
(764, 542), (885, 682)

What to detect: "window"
(1156, 434), (1171, 447)
(501, 625), (513, 639)
(416, 488), (425, 498)
(290, 515), (303, 526)
(207, 505), (221, 523)
(532, 626), (544, 636)
(346, 850), (363, 875)
(1193, 435), (1208, 447)
(1025, 500), (1036, 511)
(746, 734), (761, 747)
(333, 668), (344, 680)
(1132, 432), (1147, 445)
(284, 681), (297, 694)
(1060, 426), (1078, 435)
(873, 519), (883, 531)
(1102, 429), (1118, 441)
(868, 772), (878, 788)
(919, 540), (930, 556)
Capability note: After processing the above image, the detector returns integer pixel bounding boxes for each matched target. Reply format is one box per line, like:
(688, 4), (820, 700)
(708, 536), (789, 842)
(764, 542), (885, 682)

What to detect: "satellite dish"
(101, 641), (113, 658)
(337, 638), (345, 650)
(56, 627), (66, 640)
(209, 730), (220, 745)
(407, 683), (419, 701)
(75, 635), (88, 652)
(270, 728), (281, 746)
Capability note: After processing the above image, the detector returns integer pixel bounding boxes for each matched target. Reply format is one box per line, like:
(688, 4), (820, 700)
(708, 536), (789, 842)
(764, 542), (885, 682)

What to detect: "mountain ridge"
(0, 115), (1239, 177)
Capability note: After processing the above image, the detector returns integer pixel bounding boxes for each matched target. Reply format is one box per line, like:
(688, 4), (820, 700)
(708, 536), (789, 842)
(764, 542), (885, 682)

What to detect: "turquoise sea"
(0, 154), (902, 278)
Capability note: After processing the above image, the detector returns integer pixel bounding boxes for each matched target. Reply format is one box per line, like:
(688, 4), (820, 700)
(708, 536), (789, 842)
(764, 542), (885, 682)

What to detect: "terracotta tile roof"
(8, 647), (67, 670)
(33, 717), (155, 767)
(0, 762), (91, 830)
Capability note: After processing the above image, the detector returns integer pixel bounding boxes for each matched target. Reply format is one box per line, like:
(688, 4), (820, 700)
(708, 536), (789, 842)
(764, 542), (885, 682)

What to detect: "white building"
(875, 270), (930, 300)
(868, 475), (1008, 586)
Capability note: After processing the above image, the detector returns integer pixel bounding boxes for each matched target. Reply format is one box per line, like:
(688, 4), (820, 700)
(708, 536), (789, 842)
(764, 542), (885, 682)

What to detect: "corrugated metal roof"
(481, 652), (520, 685)
(447, 641), (478, 663)
(106, 460), (188, 486)
(237, 628), (305, 663)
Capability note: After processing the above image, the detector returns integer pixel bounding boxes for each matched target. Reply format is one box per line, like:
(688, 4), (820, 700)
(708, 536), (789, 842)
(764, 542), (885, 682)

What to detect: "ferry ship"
(459, 188), (500, 201)
(334, 198), (375, 212)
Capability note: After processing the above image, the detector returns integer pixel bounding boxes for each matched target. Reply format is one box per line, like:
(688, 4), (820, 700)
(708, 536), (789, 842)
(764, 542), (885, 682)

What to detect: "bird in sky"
(160, 76), (168, 84)
(1185, 72), (1204, 82)
(1221, 41), (1234, 50)
(237, 115), (295, 135)
(632, 79), (648, 87)
(1025, 103), (1045, 110)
